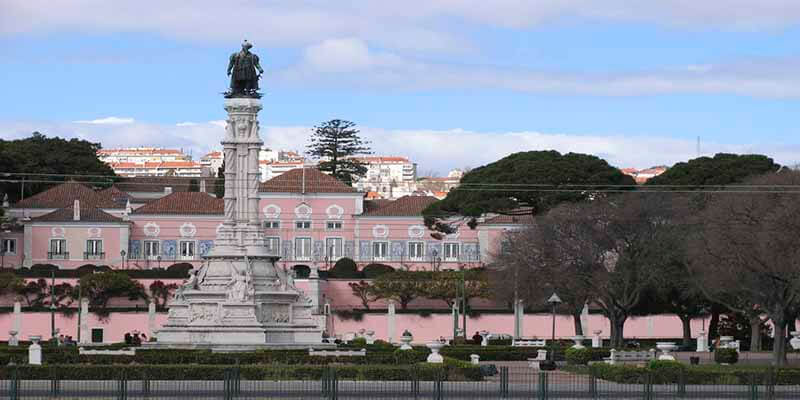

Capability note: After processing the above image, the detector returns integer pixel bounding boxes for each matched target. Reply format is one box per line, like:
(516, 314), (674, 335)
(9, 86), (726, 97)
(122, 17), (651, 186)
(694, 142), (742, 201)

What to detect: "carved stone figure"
(226, 40), (263, 97)
(227, 262), (253, 302)
(173, 269), (200, 302)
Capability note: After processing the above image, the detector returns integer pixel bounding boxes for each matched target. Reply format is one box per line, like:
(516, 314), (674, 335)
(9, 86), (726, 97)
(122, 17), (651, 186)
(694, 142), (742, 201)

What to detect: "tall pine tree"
(306, 120), (371, 185)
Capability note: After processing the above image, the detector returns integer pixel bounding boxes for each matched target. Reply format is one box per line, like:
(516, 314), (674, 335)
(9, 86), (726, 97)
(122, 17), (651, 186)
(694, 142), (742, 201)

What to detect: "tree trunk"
(749, 316), (762, 352)
(708, 309), (720, 345)
(680, 314), (692, 348)
(608, 314), (627, 349)
(573, 312), (584, 336)
(773, 320), (787, 366)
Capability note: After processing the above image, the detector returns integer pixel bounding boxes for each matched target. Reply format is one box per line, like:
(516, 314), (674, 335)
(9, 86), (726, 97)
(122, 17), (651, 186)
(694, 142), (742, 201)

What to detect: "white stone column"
(79, 299), (89, 344)
(580, 303), (589, 336)
(696, 330), (709, 352)
(592, 330), (602, 348)
(387, 300), (396, 343)
(9, 301), (21, 346)
(148, 302), (157, 338)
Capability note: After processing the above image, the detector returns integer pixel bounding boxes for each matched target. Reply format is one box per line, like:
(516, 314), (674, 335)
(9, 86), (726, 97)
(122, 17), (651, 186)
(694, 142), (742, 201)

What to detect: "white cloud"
(280, 42), (800, 98)
(72, 116), (135, 125)
(4, 1), (800, 57)
(175, 121), (198, 127)
(6, 119), (796, 175)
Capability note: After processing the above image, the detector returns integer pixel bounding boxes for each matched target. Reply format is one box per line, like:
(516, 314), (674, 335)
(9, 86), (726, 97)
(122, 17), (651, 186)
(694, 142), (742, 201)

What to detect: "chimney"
(73, 200), (80, 221)
(200, 179), (206, 193)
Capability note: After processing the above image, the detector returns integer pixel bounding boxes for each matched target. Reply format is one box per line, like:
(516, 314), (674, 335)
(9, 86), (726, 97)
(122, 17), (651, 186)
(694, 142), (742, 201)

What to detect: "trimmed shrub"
(394, 348), (423, 365)
(292, 265), (311, 279)
(166, 263), (193, 276)
(362, 263), (395, 279)
(0, 363), (482, 381)
(647, 360), (688, 383)
(714, 348), (739, 364)
(565, 347), (592, 365)
(350, 337), (367, 347)
(329, 258), (360, 279)
(30, 264), (59, 274)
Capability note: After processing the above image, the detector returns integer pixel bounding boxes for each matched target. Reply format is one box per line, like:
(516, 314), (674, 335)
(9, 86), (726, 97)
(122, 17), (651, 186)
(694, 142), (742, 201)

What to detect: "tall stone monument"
(154, 41), (322, 347)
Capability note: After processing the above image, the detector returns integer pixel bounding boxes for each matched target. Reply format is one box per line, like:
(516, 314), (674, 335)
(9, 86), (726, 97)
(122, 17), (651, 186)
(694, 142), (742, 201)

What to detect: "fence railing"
(3, 366), (800, 399)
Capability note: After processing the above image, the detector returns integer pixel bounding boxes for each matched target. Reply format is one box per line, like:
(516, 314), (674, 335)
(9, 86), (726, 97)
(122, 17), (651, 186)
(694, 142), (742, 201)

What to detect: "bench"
(604, 349), (656, 365)
(512, 339), (547, 347)
(527, 349), (549, 369)
(308, 348), (366, 357)
(78, 348), (136, 356)
(720, 340), (740, 352)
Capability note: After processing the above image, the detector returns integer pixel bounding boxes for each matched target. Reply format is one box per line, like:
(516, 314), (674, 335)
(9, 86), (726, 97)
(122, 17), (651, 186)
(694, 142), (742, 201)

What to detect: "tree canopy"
(645, 153), (780, 187)
(306, 119), (371, 185)
(423, 151), (635, 232)
(0, 132), (116, 203)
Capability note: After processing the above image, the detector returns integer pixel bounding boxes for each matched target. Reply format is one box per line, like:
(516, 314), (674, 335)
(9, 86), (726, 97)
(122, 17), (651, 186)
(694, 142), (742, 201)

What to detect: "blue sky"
(2, 1), (800, 173)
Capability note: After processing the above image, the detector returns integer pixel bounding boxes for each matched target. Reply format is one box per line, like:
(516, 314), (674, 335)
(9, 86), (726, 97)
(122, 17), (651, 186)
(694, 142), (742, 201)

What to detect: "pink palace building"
(2, 168), (519, 275)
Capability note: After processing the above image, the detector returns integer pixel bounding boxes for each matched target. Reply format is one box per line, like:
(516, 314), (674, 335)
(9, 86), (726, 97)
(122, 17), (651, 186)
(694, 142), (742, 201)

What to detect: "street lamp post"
(120, 250), (126, 270)
(547, 292), (562, 362)
(157, 255), (162, 269)
(50, 269), (56, 341)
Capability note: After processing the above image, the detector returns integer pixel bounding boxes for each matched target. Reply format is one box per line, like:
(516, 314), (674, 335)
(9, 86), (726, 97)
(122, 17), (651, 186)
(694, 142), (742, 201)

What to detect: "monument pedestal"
(153, 97), (323, 349)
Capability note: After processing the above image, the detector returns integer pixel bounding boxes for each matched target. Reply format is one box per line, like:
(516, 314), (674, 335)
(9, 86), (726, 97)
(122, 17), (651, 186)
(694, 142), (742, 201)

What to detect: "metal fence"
(2, 366), (800, 399)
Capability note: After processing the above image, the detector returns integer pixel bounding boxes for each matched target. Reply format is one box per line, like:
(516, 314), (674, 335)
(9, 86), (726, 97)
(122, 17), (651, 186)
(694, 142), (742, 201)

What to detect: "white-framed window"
(180, 241), (195, 259)
(444, 243), (459, 261)
(408, 241), (425, 260)
(265, 237), (280, 256)
(49, 239), (67, 259)
(85, 239), (104, 259)
(295, 221), (311, 230)
(373, 241), (388, 261)
(1, 238), (16, 255)
(326, 238), (343, 260)
(263, 220), (280, 229)
(144, 240), (160, 260)
(295, 237), (311, 260)
(326, 221), (342, 230)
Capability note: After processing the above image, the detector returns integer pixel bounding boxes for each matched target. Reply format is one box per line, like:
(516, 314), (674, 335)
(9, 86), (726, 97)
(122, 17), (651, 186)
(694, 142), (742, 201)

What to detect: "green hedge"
(581, 363), (800, 385)
(0, 363), (481, 381)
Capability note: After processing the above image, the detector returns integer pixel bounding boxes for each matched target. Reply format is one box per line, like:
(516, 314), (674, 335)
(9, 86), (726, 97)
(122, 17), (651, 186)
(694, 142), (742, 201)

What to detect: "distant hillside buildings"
(620, 166), (668, 184)
(100, 147), (460, 199)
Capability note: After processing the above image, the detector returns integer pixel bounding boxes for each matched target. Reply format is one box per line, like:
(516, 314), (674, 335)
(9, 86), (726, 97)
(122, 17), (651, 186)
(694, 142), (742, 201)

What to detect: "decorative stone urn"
(791, 332), (800, 350)
(656, 342), (677, 361)
(399, 332), (413, 350)
(8, 330), (18, 347)
(365, 330), (376, 345)
(571, 335), (585, 349)
(479, 330), (491, 347)
(426, 341), (446, 363)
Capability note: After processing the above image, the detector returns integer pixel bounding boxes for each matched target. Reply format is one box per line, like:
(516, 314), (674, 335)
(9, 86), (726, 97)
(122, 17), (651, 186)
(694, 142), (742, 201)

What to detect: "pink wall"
(0, 311), (168, 342)
(331, 313), (715, 344)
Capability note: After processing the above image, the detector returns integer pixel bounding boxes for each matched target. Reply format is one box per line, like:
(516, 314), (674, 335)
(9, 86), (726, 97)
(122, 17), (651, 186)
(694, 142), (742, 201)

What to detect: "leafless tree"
(491, 193), (672, 346)
(688, 171), (800, 366)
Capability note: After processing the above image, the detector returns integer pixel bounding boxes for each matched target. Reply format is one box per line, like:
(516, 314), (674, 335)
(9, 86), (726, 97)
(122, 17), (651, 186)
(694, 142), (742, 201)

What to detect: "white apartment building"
(200, 151), (224, 176)
(97, 147), (191, 164)
(108, 161), (203, 177)
(351, 156), (417, 199)
(98, 148), (202, 177)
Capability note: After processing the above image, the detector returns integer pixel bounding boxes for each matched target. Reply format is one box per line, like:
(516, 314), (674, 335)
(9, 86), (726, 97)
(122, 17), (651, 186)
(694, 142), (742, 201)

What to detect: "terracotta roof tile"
(259, 168), (357, 193)
(132, 192), (223, 215)
(363, 199), (392, 213)
(31, 207), (125, 223)
(362, 196), (437, 217)
(115, 176), (216, 193)
(14, 182), (119, 209)
(484, 212), (534, 225)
